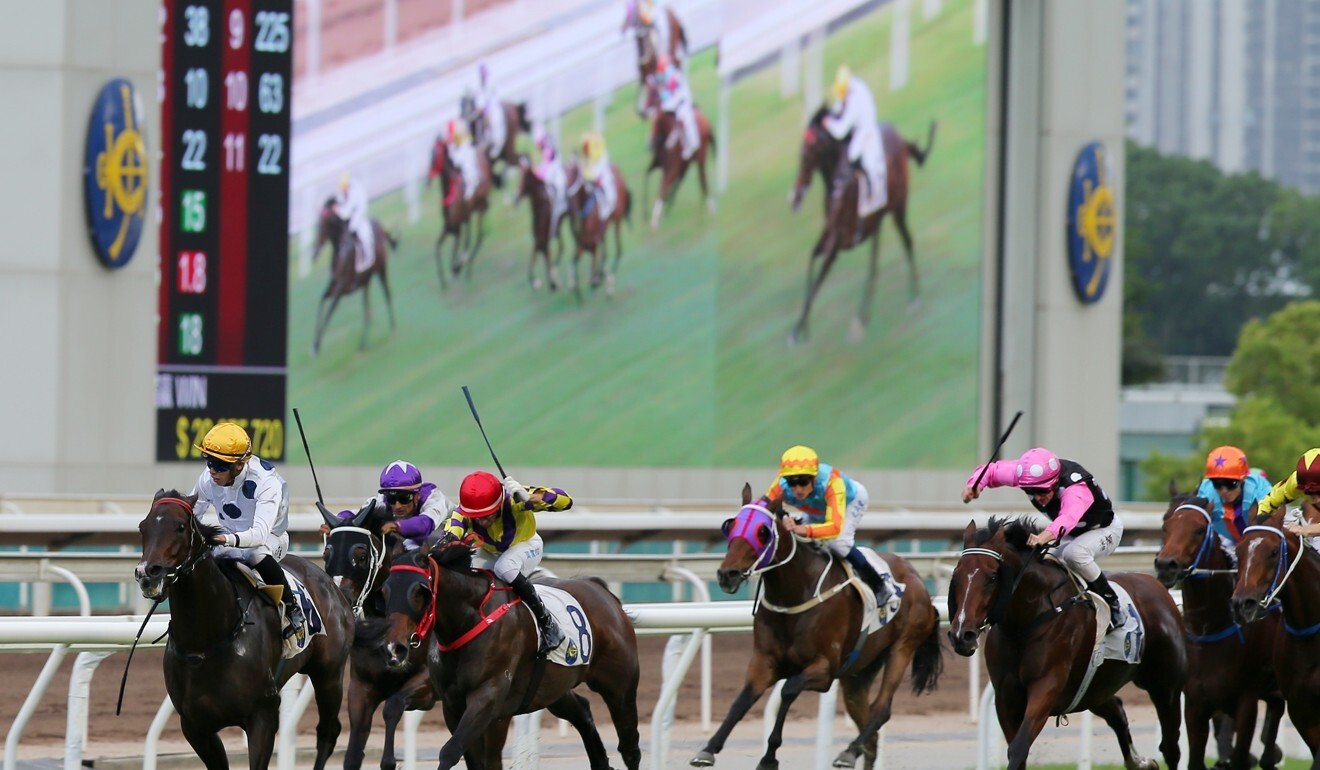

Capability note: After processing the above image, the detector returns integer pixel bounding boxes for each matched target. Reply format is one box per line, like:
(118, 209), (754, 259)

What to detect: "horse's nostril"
(147, 564), (163, 577)
(959, 630), (977, 645)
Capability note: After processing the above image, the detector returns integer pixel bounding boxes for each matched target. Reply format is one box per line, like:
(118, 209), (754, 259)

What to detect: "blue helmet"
(378, 460), (423, 492)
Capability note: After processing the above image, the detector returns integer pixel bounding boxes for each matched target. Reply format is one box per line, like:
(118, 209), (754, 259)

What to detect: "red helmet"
(656, 53), (670, 74)
(458, 471), (504, 518)
(1296, 449), (1320, 494)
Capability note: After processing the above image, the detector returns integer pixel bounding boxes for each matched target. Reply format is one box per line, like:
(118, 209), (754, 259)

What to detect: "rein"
(1171, 503), (1239, 580)
(730, 503), (852, 614)
(395, 561), (522, 653)
(958, 544), (1076, 637)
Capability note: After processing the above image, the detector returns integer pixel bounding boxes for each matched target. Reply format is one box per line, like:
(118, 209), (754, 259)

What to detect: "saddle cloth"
(231, 563), (327, 659)
(845, 547), (905, 635)
(857, 159), (888, 217)
(530, 585), (593, 667)
(1091, 582), (1144, 665)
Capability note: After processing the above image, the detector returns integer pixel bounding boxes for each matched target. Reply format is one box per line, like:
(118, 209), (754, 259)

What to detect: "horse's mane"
(431, 538), (475, 571)
(809, 105), (830, 127)
(968, 516), (1043, 551)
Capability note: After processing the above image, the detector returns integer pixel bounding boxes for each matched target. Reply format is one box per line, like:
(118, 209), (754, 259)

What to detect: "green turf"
(286, 0), (987, 469)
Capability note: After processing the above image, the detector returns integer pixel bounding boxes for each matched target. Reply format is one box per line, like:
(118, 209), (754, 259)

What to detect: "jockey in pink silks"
(962, 447), (1125, 629)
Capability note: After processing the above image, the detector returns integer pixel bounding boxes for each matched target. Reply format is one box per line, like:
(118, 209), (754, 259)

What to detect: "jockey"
(190, 423), (306, 643)
(580, 131), (617, 221)
(962, 447), (1125, 630)
(767, 445), (891, 604)
(441, 471), (574, 655)
(655, 54), (699, 160)
(822, 65), (887, 214)
(445, 119), (481, 205)
(474, 61), (506, 161)
(1259, 449), (1320, 542)
(333, 172), (375, 272)
(533, 125), (568, 231)
(319, 461), (455, 551)
(1193, 445), (1270, 542)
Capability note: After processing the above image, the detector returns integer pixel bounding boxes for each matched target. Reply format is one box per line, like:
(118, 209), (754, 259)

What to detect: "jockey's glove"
(503, 476), (530, 503)
(208, 532), (238, 547)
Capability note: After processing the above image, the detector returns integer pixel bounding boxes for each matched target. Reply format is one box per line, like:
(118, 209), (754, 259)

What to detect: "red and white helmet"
(1015, 448), (1061, 488)
(458, 471), (504, 518)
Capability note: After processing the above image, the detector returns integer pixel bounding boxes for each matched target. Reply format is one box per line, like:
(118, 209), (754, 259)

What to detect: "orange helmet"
(1204, 446), (1248, 481)
(1296, 449), (1320, 494)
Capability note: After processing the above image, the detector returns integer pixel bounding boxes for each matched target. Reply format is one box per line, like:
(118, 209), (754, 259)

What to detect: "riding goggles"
(1210, 479), (1241, 491)
(383, 491), (417, 505)
(205, 455), (237, 474)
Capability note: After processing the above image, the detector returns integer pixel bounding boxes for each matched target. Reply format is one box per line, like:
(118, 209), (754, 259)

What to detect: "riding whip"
(461, 385), (509, 479)
(969, 410), (1024, 497)
(292, 407), (327, 507)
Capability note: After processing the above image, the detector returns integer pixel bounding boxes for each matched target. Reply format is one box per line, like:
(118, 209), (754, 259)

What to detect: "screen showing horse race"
(284, 0), (987, 470)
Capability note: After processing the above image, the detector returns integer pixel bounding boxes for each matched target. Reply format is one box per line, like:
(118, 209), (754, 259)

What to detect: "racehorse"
(643, 81), (715, 230)
(691, 484), (943, 770)
(515, 154), (568, 291)
(1232, 506), (1320, 764)
(135, 491), (354, 770)
(460, 91), (530, 190)
(949, 517), (1186, 770)
(628, 4), (688, 115)
(311, 196), (398, 356)
(788, 107), (936, 345)
(1154, 493), (1284, 770)
(564, 159), (632, 300)
(428, 135), (491, 288)
(381, 538), (641, 770)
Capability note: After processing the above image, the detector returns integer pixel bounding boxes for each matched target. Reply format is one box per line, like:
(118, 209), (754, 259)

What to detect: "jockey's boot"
(256, 556), (306, 643)
(1087, 573), (1124, 631)
(511, 573), (564, 655)
(844, 547), (892, 605)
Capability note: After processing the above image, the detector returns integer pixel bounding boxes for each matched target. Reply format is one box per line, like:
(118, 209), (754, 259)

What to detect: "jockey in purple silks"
(962, 447), (1125, 630)
(320, 461), (455, 551)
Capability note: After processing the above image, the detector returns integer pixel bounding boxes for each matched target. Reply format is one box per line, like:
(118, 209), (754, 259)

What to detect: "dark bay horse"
(644, 84), (715, 230)
(629, 5), (688, 115)
(565, 160), (632, 300)
(428, 136), (491, 288)
(788, 108), (936, 345)
(949, 517), (1186, 770)
(1154, 494), (1284, 770)
(1232, 507), (1320, 765)
(691, 485), (943, 770)
(460, 92), (530, 190)
(135, 491), (354, 770)
(515, 154), (568, 291)
(311, 196), (398, 356)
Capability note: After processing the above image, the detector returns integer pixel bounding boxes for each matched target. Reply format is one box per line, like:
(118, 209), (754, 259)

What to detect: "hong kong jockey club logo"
(1066, 141), (1116, 304)
(83, 79), (147, 269)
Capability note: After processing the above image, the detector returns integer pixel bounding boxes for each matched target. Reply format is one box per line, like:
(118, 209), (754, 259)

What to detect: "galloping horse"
(135, 491), (354, 770)
(460, 91), (530, 189)
(311, 196), (398, 356)
(628, 4), (688, 115)
(643, 82), (715, 230)
(949, 518), (1186, 770)
(428, 135), (491, 288)
(1155, 493), (1284, 770)
(1232, 507), (1320, 764)
(691, 485), (943, 770)
(382, 538), (641, 770)
(565, 159), (632, 299)
(515, 154), (568, 291)
(788, 108), (936, 345)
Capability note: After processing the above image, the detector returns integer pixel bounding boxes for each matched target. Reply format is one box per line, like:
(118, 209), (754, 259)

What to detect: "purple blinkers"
(725, 504), (777, 571)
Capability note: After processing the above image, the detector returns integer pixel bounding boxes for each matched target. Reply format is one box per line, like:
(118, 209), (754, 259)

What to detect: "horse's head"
(947, 517), (1036, 657)
(514, 153), (535, 205)
(792, 107), (836, 212)
(715, 484), (788, 594)
(1154, 493), (1218, 587)
(1232, 508), (1295, 625)
(135, 490), (205, 601)
(379, 547), (436, 668)
(321, 499), (393, 613)
(313, 196), (343, 260)
(429, 136), (451, 184)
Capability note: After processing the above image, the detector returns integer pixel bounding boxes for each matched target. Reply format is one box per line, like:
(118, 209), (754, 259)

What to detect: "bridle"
(1167, 502), (1238, 581)
(150, 497), (209, 591)
(728, 503), (797, 579)
(325, 525), (385, 620)
(956, 542), (1063, 638)
(1241, 523), (1307, 612)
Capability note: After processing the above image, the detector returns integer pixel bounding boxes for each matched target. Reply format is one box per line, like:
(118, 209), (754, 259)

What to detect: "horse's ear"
(1168, 478), (1179, 498)
(186, 493), (198, 507)
(720, 518), (734, 538)
(153, 488), (167, 501)
(962, 520), (977, 547)
(741, 483), (752, 505)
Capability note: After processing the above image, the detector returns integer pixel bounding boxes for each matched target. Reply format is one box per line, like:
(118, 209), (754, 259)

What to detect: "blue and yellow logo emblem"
(564, 639), (579, 664)
(83, 79), (147, 269)
(1066, 142), (1116, 304)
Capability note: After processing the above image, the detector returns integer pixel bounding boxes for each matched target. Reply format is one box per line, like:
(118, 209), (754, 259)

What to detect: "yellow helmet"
(779, 445), (820, 478)
(832, 65), (852, 105)
(196, 422), (252, 462)
(339, 172), (351, 192)
(582, 131), (606, 165)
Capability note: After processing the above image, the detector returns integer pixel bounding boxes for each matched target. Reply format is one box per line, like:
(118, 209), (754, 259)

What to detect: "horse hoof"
(689, 751), (715, 767)
(532, 277), (543, 291)
(848, 318), (865, 342)
(1262, 744), (1283, 768)
(832, 748), (859, 768)
(1127, 757), (1157, 770)
(788, 328), (805, 347)
(755, 761), (778, 770)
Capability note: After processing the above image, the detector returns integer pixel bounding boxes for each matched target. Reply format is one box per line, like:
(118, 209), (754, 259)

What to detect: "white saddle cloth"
(847, 547), (904, 635)
(532, 585), (594, 667)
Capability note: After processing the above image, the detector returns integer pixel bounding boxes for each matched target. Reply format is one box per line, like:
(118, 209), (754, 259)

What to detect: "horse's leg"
(1090, 695), (1157, 770)
(1183, 695), (1212, 770)
(179, 717), (230, 770)
(244, 702), (280, 770)
(306, 665), (346, 770)
(893, 205), (919, 302)
(760, 662), (831, 770)
(595, 671), (642, 770)
(359, 280), (373, 351)
(441, 700), (489, 770)
(378, 265), (396, 332)
(436, 682), (509, 770)
(316, 292), (345, 354)
(1229, 697), (1261, 770)
(342, 677), (380, 770)
(1003, 681), (1061, 770)
(379, 690), (408, 770)
(1259, 695), (1286, 769)
(839, 676), (880, 770)
(696, 148), (715, 213)
(790, 242), (839, 346)
(651, 168), (671, 230)
(690, 654), (777, 766)
(1150, 683), (1184, 770)
(547, 691), (612, 770)
(434, 230), (450, 290)
(450, 226), (464, 277)
(851, 225), (882, 342)
(836, 630), (924, 767)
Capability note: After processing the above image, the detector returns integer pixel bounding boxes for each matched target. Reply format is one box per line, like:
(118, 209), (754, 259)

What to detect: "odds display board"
(156, 0), (293, 462)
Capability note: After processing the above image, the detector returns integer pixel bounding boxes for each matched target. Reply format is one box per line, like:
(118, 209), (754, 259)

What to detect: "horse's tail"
(516, 102), (531, 133)
(906, 121), (938, 168)
(909, 607), (945, 695)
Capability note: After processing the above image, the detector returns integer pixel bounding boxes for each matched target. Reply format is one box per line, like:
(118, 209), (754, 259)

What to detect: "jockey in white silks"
(822, 66), (887, 216)
(581, 131), (616, 221)
(475, 62), (506, 163)
(334, 173), (375, 273)
(445, 120), (481, 204)
(655, 54), (699, 160)
(534, 125), (568, 232)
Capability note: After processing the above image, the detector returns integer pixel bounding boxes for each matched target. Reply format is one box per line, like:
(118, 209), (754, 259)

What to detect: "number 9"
(229, 8), (244, 49)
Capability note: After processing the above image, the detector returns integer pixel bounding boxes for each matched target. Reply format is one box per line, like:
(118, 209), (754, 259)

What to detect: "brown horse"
(1232, 507), (1320, 765)
(691, 485), (943, 770)
(311, 196), (397, 356)
(428, 135), (492, 287)
(949, 517), (1186, 770)
(565, 159), (632, 300)
(788, 107), (936, 345)
(643, 83), (715, 230)
(461, 92), (530, 190)
(628, 5), (688, 115)
(135, 491), (354, 770)
(1154, 493), (1284, 770)
(515, 154), (569, 291)
(381, 539), (641, 770)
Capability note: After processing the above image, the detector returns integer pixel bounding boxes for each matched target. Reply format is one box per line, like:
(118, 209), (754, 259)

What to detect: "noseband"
(150, 497), (208, 589)
(1169, 502), (1238, 581)
(1241, 523), (1306, 612)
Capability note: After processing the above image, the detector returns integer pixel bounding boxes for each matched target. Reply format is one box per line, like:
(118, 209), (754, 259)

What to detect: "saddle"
(220, 561), (324, 658)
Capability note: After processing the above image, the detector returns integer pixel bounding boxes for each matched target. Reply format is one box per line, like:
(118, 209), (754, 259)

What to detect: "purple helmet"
(378, 460), (423, 492)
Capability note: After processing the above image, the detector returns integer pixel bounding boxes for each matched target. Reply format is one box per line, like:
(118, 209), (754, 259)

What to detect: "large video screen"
(285, 0), (986, 470)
